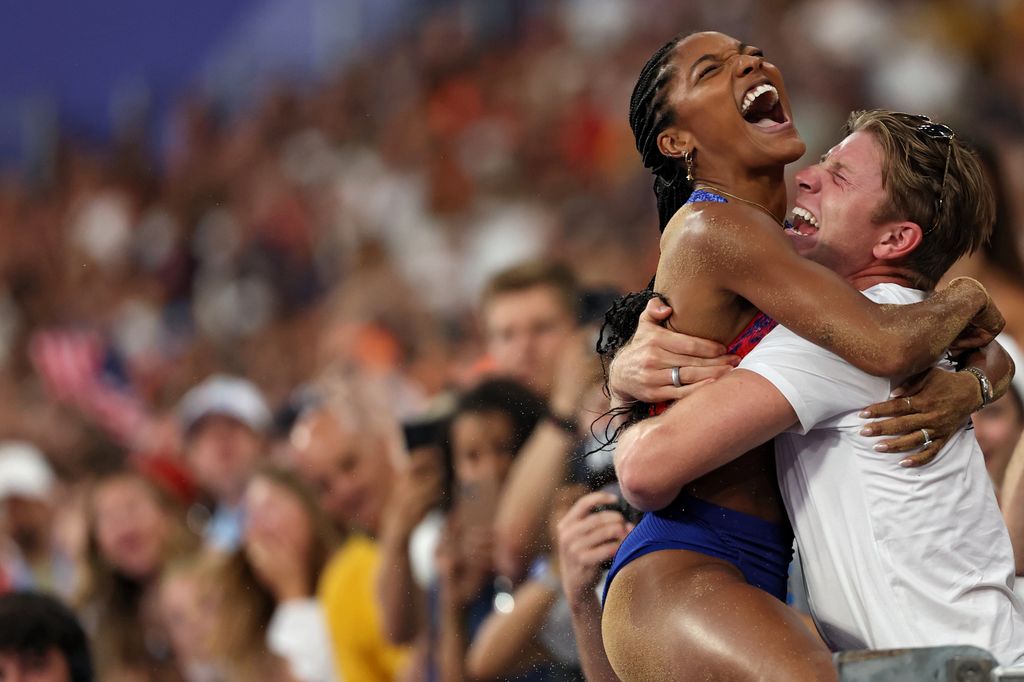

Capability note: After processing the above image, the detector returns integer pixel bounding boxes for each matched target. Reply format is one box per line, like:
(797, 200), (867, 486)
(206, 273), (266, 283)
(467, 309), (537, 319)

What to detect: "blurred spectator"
(435, 378), (548, 681)
(0, 591), (93, 682)
(944, 142), (1024, 342)
(479, 261), (579, 399)
(178, 374), (271, 552)
(0, 442), (75, 598)
(76, 470), (196, 681)
(494, 326), (606, 581)
(211, 467), (339, 682)
(975, 385), (1024, 499)
(376, 416), (449, 646)
(289, 373), (410, 682)
(552, 487), (631, 682)
(156, 557), (221, 682)
(466, 483), (601, 681)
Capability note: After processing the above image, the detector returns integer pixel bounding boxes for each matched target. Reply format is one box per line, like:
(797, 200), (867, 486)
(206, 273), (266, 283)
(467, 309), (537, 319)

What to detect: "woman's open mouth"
(740, 83), (788, 129)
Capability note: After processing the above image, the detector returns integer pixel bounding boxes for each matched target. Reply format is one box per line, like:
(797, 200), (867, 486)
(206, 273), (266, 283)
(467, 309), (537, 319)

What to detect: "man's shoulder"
(746, 283), (927, 361)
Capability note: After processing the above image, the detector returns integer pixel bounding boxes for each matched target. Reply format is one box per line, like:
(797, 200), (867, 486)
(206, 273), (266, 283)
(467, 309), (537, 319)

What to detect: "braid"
(628, 32), (694, 232)
(593, 279), (667, 442)
(589, 33), (694, 453)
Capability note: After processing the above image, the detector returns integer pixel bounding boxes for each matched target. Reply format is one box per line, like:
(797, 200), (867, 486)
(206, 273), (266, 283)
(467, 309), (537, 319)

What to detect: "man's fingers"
(661, 378), (717, 402)
(656, 333), (730, 360)
(660, 364), (732, 388)
(899, 438), (946, 467)
(638, 297), (673, 324)
(654, 350), (736, 370)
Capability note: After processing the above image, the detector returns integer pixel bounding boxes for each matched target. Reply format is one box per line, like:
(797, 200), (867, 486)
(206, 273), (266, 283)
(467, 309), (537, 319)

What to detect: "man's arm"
(615, 369), (798, 511)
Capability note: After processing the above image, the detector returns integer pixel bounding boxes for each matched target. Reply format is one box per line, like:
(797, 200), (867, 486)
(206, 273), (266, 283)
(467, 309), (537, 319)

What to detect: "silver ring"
(671, 366), (682, 388)
(920, 428), (931, 447)
(904, 396), (913, 411)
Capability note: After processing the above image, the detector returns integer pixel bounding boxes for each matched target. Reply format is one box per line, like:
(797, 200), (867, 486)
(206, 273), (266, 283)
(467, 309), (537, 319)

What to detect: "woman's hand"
(947, 277), (1005, 354)
(608, 298), (738, 405)
(858, 368), (983, 468)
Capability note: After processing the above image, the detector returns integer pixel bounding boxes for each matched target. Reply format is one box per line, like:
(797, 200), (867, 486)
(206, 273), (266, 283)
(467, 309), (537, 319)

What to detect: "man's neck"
(848, 264), (923, 292)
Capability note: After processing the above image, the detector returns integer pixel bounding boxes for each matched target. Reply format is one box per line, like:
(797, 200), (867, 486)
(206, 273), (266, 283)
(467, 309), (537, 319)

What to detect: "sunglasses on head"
(894, 113), (955, 236)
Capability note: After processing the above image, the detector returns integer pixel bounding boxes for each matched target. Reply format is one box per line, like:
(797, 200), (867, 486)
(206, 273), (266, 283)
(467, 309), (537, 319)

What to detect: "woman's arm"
(694, 205), (999, 377)
(857, 341), (1014, 466)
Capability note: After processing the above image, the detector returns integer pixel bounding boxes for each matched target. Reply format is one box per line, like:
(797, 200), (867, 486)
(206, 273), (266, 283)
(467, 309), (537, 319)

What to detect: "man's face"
(0, 649), (70, 682)
(290, 411), (393, 534)
(1, 496), (51, 554)
(483, 285), (575, 397)
(788, 131), (894, 277)
(184, 415), (265, 506)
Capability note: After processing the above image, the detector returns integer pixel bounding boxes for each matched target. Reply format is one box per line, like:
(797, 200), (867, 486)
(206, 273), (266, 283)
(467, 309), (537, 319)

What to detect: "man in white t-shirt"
(610, 110), (1024, 665)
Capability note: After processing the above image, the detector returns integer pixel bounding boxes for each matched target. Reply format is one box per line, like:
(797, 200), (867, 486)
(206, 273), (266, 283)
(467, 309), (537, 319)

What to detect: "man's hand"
(555, 491), (631, 612)
(608, 299), (738, 405)
(859, 368), (983, 467)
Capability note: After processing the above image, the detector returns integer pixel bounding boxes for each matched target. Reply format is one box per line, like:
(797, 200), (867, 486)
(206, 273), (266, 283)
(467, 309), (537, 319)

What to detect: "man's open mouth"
(740, 83), (788, 128)
(787, 206), (819, 236)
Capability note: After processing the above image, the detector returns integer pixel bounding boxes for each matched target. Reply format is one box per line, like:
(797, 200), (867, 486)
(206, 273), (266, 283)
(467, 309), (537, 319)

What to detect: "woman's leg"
(602, 550), (836, 682)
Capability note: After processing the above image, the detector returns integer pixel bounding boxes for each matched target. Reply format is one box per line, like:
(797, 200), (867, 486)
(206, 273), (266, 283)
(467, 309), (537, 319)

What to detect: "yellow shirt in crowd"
(318, 533), (410, 682)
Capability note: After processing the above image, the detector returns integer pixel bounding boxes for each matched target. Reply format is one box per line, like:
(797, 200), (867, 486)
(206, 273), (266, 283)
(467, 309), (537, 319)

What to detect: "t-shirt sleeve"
(739, 327), (889, 434)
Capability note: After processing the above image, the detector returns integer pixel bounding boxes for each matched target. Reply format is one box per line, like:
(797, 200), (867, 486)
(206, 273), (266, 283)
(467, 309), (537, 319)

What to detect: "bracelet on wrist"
(959, 366), (993, 409)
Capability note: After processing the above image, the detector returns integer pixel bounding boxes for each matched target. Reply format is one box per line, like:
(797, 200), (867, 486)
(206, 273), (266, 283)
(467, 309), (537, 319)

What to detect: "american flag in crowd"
(29, 329), (151, 448)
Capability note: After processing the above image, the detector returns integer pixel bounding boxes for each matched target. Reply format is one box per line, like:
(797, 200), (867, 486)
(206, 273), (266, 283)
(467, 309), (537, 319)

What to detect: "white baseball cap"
(178, 374), (272, 436)
(0, 442), (55, 501)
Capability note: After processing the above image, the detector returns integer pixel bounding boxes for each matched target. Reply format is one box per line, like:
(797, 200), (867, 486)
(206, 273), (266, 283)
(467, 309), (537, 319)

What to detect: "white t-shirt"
(740, 283), (1024, 666)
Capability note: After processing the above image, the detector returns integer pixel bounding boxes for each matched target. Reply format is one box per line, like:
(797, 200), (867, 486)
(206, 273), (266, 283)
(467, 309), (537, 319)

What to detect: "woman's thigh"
(602, 549), (836, 682)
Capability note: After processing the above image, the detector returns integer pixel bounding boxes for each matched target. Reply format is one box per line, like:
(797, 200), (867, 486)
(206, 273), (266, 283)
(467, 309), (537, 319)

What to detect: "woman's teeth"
(741, 83), (779, 116)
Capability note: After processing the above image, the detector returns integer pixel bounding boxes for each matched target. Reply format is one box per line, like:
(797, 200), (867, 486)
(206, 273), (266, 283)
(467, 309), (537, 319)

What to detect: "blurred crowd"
(0, 0), (1023, 680)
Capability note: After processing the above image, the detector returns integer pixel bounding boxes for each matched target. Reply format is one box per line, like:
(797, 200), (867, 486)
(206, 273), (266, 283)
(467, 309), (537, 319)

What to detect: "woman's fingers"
(861, 413), (930, 438)
(872, 424), (948, 454)
(898, 438), (947, 468)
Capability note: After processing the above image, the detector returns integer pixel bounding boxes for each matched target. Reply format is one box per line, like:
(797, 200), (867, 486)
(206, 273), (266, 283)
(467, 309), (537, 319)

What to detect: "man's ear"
(873, 221), (923, 261)
(657, 127), (694, 161)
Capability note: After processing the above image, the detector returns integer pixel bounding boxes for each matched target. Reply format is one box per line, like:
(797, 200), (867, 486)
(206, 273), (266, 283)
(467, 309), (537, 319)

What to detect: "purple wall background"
(0, 0), (422, 167)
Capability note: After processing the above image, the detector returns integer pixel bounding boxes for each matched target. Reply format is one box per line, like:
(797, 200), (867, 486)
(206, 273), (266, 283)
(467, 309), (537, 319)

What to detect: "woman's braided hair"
(595, 33), (692, 435)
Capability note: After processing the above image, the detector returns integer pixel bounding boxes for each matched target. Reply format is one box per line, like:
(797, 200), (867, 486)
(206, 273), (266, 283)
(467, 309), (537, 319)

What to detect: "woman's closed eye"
(697, 63), (720, 80)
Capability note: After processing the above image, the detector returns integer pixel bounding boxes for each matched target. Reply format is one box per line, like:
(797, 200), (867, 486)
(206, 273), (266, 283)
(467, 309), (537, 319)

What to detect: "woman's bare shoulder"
(662, 201), (787, 259)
